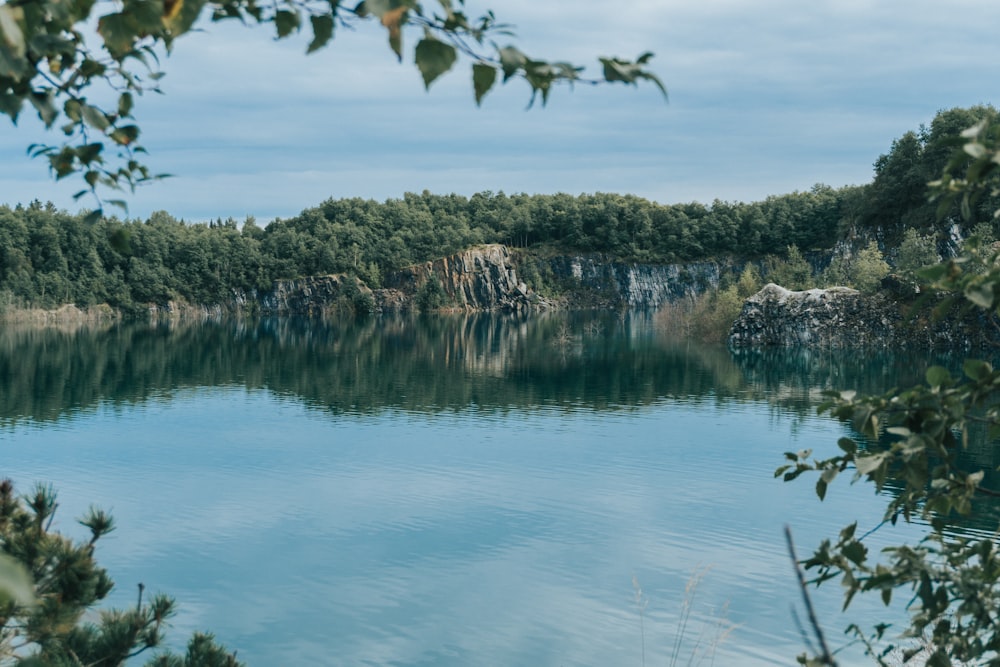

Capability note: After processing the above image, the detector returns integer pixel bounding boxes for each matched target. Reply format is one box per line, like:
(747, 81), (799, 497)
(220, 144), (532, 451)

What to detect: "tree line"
(1, 106), (996, 313)
(0, 187), (854, 312)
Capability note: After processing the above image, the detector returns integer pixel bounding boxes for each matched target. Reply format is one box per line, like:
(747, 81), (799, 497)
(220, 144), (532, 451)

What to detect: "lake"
(0, 313), (983, 665)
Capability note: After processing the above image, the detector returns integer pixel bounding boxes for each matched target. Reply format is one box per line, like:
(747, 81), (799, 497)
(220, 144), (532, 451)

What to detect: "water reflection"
(0, 313), (959, 424)
(0, 315), (994, 665)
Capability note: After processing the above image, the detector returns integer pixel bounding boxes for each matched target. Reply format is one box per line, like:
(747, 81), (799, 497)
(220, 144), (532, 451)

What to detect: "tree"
(895, 228), (939, 278)
(851, 240), (890, 292)
(0, 0), (665, 215)
(765, 244), (813, 290)
(777, 118), (1000, 666)
(415, 272), (446, 311)
(0, 479), (242, 665)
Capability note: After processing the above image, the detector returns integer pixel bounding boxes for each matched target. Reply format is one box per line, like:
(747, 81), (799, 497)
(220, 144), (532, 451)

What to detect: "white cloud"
(2, 1), (1000, 220)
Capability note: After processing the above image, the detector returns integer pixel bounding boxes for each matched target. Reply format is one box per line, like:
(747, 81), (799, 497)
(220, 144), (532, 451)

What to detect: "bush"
(415, 274), (448, 311)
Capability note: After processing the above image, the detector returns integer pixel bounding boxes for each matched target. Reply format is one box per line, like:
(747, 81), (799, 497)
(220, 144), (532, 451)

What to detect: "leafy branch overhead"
(0, 0), (666, 212)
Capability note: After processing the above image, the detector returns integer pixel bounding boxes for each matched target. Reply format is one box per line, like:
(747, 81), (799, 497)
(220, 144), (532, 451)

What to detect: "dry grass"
(633, 568), (736, 667)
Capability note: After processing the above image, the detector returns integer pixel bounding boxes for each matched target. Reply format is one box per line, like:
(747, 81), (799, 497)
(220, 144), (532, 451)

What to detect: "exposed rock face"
(728, 283), (896, 347)
(258, 274), (372, 316)
(382, 244), (544, 312)
(729, 282), (999, 349)
(542, 256), (721, 309)
(140, 246), (734, 317)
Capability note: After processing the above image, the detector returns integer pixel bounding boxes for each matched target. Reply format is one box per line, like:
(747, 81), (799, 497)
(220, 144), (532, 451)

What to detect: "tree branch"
(786, 525), (838, 666)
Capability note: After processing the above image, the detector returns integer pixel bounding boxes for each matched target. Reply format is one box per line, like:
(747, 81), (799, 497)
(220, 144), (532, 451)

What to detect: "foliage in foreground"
(777, 117), (1000, 666)
(0, 0), (663, 211)
(0, 479), (241, 666)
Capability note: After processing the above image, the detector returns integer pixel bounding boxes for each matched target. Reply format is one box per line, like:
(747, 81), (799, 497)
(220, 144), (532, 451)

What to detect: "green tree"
(779, 116), (1000, 666)
(0, 0), (664, 212)
(0, 479), (242, 666)
(765, 244), (813, 290)
(415, 273), (447, 311)
(895, 228), (939, 277)
(736, 263), (762, 299)
(851, 240), (890, 292)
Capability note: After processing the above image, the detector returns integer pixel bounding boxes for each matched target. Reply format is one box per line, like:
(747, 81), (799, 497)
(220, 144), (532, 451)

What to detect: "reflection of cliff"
(3, 316), (983, 428)
(729, 345), (954, 411)
(0, 315), (753, 424)
(731, 345), (1000, 533)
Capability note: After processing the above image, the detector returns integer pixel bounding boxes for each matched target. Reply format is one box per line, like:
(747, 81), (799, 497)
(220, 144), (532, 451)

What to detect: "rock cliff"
(145, 245), (730, 317)
(381, 244), (543, 312)
(258, 274), (374, 316)
(729, 283), (999, 348)
(541, 256), (722, 309)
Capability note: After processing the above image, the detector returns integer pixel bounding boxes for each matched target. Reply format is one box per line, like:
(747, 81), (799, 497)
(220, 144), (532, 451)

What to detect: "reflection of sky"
(0, 387), (929, 665)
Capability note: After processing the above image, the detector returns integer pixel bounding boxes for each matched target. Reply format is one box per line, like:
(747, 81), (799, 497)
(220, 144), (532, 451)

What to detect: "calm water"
(0, 313), (985, 665)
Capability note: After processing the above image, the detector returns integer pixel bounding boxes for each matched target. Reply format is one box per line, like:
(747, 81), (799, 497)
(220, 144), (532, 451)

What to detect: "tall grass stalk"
(633, 569), (734, 667)
(632, 575), (648, 667)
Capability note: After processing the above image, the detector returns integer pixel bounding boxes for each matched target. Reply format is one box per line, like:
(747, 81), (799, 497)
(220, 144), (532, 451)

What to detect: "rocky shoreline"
(728, 282), (999, 349)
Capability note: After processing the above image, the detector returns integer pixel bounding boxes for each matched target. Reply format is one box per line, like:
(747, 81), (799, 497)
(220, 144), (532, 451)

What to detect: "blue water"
(0, 316), (949, 665)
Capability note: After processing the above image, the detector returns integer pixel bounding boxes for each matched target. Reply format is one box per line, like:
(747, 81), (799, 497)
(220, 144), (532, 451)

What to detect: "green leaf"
(274, 10), (300, 39)
(307, 14), (334, 53)
(925, 365), (951, 388)
(855, 453), (885, 476)
(472, 62), (496, 106)
(76, 142), (103, 165)
(415, 37), (456, 89)
(815, 478), (828, 501)
(0, 5), (26, 59)
(498, 46), (526, 81)
(837, 438), (857, 455)
(841, 540), (867, 566)
(97, 12), (137, 57)
(366, 1), (412, 60)
(963, 358), (993, 381)
(110, 125), (139, 146)
(165, 0), (207, 37)
(0, 553), (34, 607)
(81, 104), (110, 131)
(28, 90), (57, 127)
(965, 281), (995, 309)
(820, 467), (839, 485)
(118, 92), (134, 117)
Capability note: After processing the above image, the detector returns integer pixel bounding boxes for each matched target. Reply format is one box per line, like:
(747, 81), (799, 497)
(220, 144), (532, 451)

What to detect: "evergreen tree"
(0, 480), (242, 666)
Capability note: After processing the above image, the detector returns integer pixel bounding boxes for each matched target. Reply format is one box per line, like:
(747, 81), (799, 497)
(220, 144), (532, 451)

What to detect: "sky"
(2, 0), (1000, 223)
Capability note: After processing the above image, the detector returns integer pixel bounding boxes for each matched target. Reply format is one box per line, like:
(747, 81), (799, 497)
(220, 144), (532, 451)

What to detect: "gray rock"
(728, 283), (1000, 349)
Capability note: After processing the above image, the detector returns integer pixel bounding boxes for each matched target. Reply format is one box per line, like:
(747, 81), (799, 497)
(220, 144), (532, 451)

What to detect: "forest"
(0, 105), (997, 314)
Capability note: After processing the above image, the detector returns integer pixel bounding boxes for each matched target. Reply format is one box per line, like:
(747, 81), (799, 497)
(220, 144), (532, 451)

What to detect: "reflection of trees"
(0, 316), (984, 427)
(0, 314), (754, 423)
(733, 347), (1000, 535)
(728, 346), (960, 413)
(0, 314), (738, 421)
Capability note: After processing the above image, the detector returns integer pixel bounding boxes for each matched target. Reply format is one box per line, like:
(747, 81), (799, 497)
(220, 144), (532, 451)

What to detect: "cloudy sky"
(2, 0), (999, 222)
